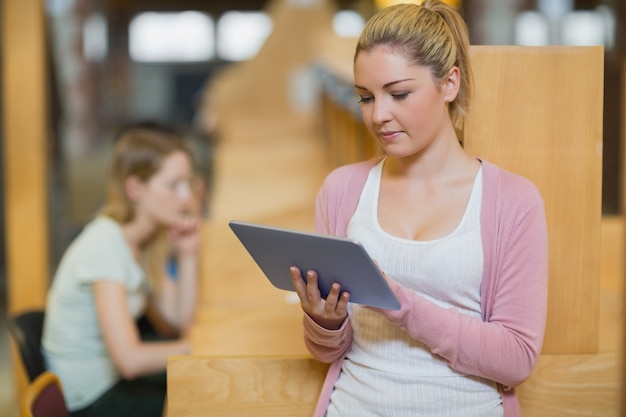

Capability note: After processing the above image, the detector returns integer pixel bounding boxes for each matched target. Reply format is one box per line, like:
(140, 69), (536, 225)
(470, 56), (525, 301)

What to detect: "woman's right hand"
(290, 266), (350, 330)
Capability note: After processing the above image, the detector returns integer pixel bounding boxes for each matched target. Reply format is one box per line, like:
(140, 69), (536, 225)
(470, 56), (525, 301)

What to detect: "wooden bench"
(167, 352), (619, 417)
(167, 356), (329, 417)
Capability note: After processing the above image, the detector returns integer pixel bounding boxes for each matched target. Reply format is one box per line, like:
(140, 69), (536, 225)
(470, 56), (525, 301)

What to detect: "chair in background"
(21, 371), (69, 417)
(7, 309), (46, 382)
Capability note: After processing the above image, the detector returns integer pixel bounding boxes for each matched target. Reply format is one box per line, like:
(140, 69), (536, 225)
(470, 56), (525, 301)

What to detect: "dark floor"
(0, 295), (19, 417)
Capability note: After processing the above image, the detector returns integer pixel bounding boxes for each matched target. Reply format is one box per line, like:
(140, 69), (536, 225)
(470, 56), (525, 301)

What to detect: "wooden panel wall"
(2, 0), (50, 314)
(463, 46), (604, 354)
(3, 0), (50, 399)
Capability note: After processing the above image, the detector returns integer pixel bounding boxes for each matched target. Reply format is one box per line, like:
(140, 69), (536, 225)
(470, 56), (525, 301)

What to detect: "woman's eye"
(167, 180), (184, 190)
(358, 96), (373, 104)
(392, 93), (409, 101)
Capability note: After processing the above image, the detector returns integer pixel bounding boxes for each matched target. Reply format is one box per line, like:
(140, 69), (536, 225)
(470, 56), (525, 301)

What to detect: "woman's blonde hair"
(100, 123), (194, 295)
(354, 0), (473, 128)
(99, 123), (192, 223)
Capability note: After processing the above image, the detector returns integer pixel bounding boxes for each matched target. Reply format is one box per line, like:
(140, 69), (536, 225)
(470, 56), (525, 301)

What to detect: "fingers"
(305, 270), (322, 301)
(335, 291), (350, 317)
(172, 216), (200, 234)
(289, 267), (350, 326)
(324, 282), (342, 313)
(290, 266), (308, 306)
(290, 267), (323, 305)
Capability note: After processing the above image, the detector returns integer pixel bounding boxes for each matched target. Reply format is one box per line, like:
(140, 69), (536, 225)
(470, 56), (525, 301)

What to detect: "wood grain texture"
(2, 0), (50, 314)
(3, 0), (50, 401)
(167, 353), (620, 417)
(167, 356), (329, 417)
(464, 46), (604, 354)
(518, 353), (620, 417)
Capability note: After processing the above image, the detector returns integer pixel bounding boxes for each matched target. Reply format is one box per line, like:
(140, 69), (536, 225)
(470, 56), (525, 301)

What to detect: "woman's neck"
(120, 216), (158, 260)
(385, 131), (474, 182)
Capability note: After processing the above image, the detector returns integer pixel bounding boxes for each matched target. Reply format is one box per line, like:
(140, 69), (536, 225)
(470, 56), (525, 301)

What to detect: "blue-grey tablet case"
(229, 220), (401, 310)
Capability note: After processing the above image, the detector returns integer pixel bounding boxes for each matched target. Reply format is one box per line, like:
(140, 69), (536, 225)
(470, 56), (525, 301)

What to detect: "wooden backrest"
(464, 46), (604, 354)
(167, 355), (330, 417)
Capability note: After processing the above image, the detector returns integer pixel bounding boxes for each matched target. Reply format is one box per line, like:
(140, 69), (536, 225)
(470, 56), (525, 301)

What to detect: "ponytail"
(355, 0), (473, 127)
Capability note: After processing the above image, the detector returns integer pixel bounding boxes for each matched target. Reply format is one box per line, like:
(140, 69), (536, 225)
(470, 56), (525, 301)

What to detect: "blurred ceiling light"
(46, 0), (75, 16)
(217, 11), (272, 62)
(538, 0), (573, 20)
(514, 11), (549, 46)
(129, 11), (214, 63)
(596, 5), (616, 50)
(287, 0), (324, 7)
(83, 13), (108, 61)
(561, 10), (606, 47)
(374, 0), (461, 8)
(333, 10), (365, 38)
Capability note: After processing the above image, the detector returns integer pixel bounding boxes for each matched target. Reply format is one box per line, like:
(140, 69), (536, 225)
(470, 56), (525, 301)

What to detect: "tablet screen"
(229, 220), (401, 310)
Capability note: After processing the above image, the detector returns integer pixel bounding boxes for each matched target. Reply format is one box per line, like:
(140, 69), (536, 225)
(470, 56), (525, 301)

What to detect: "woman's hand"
(169, 215), (201, 255)
(364, 262), (402, 314)
(290, 266), (350, 330)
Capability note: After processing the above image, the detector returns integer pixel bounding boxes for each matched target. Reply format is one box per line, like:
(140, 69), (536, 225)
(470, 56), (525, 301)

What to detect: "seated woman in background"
(42, 123), (201, 417)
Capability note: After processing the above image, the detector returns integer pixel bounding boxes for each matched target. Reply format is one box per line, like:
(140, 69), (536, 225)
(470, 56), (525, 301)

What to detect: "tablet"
(229, 220), (401, 310)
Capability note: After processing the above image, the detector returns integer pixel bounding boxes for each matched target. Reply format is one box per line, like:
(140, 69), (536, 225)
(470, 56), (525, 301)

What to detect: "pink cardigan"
(303, 157), (548, 417)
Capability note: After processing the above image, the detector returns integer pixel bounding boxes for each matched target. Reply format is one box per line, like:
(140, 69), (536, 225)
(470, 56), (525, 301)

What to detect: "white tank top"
(326, 159), (503, 417)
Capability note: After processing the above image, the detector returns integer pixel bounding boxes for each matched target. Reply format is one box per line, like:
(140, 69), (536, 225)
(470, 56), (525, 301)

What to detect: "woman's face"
(133, 150), (194, 226)
(353, 46), (458, 159)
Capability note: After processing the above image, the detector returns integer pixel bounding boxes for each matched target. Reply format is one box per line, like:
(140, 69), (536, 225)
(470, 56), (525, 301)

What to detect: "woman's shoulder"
(81, 215), (122, 237)
(481, 160), (543, 201)
(57, 216), (137, 283)
(322, 157), (382, 189)
(70, 216), (125, 252)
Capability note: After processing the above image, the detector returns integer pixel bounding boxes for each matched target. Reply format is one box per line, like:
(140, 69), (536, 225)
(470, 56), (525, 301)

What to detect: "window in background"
(216, 11), (272, 62)
(83, 13), (108, 61)
(129, 11), (215, 63)
(514, 11), (549, 46)
(374, 0), (460, 8)
(561, 11), (604, 46)
(333, 10), (365, 38)
(561, 8), (614, 49)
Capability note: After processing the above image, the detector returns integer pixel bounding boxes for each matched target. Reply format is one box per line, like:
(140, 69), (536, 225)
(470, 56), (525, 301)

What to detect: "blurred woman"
(42, 123), (201, 417)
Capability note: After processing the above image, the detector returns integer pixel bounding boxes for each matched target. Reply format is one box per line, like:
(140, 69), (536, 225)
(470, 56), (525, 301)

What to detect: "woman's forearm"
(175, 253), (199, 333)
(117, 338), (191, 379)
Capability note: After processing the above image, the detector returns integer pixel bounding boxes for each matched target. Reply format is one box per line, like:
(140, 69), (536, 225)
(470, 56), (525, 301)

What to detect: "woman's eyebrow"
(354, 78), (414, 91)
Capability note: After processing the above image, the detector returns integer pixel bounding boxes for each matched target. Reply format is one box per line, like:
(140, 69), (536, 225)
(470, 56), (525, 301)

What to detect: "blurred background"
(0, 0), (623, 415)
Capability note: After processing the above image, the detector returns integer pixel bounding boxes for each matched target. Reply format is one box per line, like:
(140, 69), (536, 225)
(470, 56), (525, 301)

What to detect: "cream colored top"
(326, 160), (503, 417)
(42, 216), (149, 411)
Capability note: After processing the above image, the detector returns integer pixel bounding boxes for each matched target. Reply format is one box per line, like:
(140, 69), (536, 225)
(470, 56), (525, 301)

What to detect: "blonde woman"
(290, 1), (548, 416)
(42, 124), (200, 417)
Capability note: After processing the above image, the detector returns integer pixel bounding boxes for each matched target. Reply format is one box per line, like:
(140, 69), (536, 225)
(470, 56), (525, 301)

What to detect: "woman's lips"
(379, 130), (401, 141)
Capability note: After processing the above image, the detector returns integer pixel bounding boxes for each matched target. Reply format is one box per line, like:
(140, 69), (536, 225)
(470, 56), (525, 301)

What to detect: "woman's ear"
(442, 66), (461, 103)
(125, 175), (144, 203)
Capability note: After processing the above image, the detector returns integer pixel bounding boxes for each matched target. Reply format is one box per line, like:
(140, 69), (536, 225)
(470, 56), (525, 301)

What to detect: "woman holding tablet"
(289, 1), (548, 416)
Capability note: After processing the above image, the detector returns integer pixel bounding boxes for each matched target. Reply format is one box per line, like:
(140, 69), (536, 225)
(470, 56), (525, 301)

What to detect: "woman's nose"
(176, 182), (192, 201)
(371, 99), (392, 124)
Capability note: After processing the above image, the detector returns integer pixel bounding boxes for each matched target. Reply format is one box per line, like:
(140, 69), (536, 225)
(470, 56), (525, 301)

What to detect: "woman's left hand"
(169, 215), (201, 255)
(365, 262), (403, 314)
